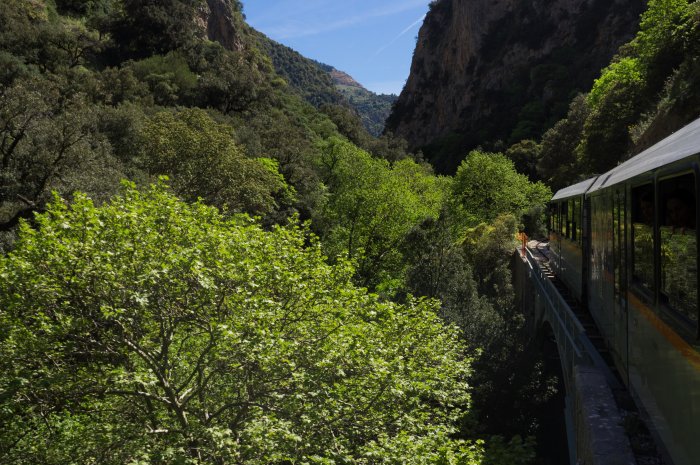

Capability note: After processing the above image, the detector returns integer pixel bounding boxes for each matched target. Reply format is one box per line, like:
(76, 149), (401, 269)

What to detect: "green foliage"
(107, 0), (201, 60)
(402, 215), (502, 351)
(505, 140), (541, 181)
(451, 151), (551, 229)
(315, 137), (448, 288)
(194, 46), (275, 114)
(320, 103), (372, 149)
(127, 52), (198, 106)
(0, 183), (478, 464)
(635, 0), (691, 64)
(256, 34), (344, 107)
(537, 95), (590, 191)
(0, 77), (124, 231)
(141, 108), (292, 216)
(335, 84), (397, 137)
(587, 57), (644, 111)
(461, 215), (518, 310)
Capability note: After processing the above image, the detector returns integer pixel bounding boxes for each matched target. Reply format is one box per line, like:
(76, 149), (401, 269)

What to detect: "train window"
(561, 201), (568, 236)
(632, 184), (654, 293)
(549, 204), (556, 232)
(659, 174), (698, 324)
(576, 198), (583, 246)
(570, 198), (577, 241)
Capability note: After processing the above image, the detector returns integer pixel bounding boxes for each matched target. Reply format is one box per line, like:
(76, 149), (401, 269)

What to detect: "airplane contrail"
(372, 14), (426, 58)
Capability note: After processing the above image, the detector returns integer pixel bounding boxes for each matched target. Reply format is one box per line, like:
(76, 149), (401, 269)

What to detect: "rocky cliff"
(196, 0), (246, 51)
(385, 0), (645, 172)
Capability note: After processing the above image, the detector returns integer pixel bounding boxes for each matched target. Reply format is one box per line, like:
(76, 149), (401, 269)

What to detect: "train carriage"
(550, 117), (700, 465)
(550, 177), (599, 303)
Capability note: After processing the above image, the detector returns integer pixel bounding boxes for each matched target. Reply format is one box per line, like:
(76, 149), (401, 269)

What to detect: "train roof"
(588, 116), (700, 193)
(551, 176), (599, 201)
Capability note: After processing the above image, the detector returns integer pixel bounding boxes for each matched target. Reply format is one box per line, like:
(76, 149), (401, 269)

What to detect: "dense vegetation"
(520, 0), (700, 190)
(335, 84), (396, 138)
(0, 0), (555, 463)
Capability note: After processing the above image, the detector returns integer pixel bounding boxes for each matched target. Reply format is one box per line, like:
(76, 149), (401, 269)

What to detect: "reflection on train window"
(549, 204), (556, 232)
(575, 198), (582, 245)
(570, 198), (579, 242)
(632, 184), (654, 293)
(561, 201), (568, 237)
(660, 174), (697, 324)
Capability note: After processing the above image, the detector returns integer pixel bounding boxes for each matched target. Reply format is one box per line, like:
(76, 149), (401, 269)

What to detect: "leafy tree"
(195, 46), (275, 114)
(127, 52), (198, 106)
(505, 140), (541, 181)
(141, 108), (291, 216)
(537, 95), (590, 191)
(0, 78), (123, 232)
(315, 137), (448, 288)
(107, 0), (201, 60)
(450, 151), (551, 229)
(581, 57), (647, 174)
(634, 0), (691, 65)
(402, 215), (501, 351)
(0, 183), (481, 465)
(320, 103), (373, 149)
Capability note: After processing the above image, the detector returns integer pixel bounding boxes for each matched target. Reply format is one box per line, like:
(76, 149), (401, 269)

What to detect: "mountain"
(385, 0), (645, 173)
(322, 65), (398, 137)
(256, 36), (395, 136)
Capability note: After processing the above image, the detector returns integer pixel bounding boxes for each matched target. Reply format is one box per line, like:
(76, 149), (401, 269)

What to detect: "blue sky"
(243, 0), (432, 95)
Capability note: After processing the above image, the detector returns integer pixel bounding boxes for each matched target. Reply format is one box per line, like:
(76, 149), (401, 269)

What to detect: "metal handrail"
(523, 246), (623, 389)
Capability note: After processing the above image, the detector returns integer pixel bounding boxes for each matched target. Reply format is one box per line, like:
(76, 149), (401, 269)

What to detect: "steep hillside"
(256, 36), (395, 136)
(255, 33), (345, 107)
(326, 67), (397, 137)
(386, 0), (645, 173)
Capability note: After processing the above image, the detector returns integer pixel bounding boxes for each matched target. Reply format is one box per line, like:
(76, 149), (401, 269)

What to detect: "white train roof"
(551, 176), (599, 201)
(588, 116), (700, 193)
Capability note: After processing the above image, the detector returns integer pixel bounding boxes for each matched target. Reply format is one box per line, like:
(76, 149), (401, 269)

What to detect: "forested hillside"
(535, 0), (700, 190)
(257, 35), (395, 137)
(0, 1), (552, 464)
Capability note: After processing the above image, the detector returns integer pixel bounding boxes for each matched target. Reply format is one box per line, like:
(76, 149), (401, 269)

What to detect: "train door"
(613, 189), (629, 378)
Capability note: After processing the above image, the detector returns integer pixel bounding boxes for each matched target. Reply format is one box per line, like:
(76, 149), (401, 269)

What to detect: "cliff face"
(196, 0), (245, 51)
(385, 0), (645, 172)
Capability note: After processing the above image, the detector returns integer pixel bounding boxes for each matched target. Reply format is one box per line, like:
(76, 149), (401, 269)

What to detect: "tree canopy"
(451, 151), (551, 228)
(0, 182), (482, 465)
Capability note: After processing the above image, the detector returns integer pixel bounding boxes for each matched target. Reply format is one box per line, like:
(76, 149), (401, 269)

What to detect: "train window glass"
(571, 198), (578, 242)
(576, 198), (583, 246)
(632, 184), (655, 293)
(659, 174), (697, 324)
(567, 199), (574, 239)
(561, 201), (568, 236)
(549, 204), (556, 232)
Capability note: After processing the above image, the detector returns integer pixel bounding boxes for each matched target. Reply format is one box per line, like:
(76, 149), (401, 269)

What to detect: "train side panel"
(550, 196), (585, 302)
(627, 292), (700, 465)
(588, 193), (616, 356)
(587, 171), (700, 465)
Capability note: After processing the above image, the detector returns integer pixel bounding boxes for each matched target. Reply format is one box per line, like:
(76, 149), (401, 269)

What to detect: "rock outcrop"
(196, 0), (245, 51)
(385, 0), (645, 172)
